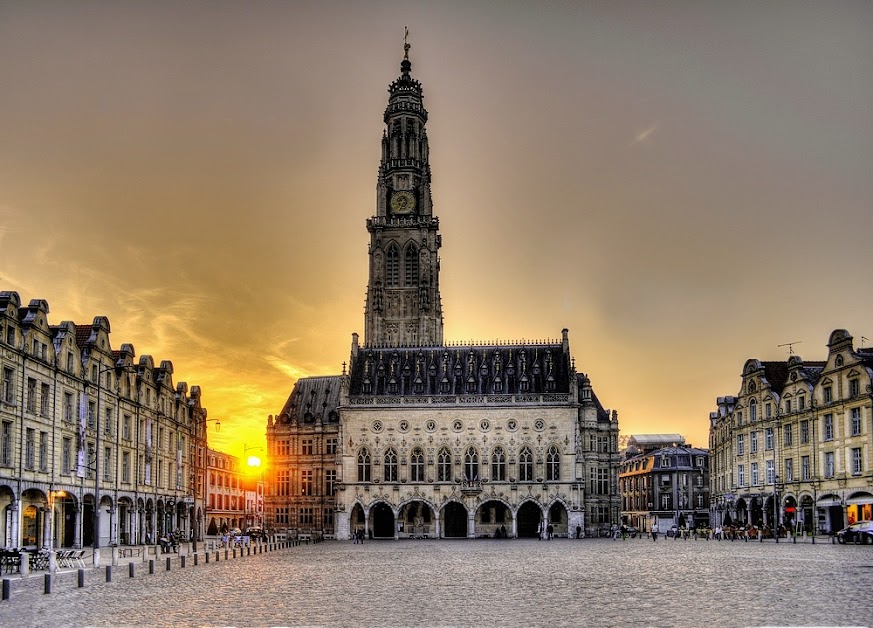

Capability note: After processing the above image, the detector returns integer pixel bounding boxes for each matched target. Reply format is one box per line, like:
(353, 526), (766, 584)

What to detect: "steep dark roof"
(349, 342), (570, 397)
(277, 375), (343, 425)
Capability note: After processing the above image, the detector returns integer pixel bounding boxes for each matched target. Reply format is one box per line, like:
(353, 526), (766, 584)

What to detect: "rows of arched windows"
(384, 243), (419, 287)
(356, 445), (561, 483)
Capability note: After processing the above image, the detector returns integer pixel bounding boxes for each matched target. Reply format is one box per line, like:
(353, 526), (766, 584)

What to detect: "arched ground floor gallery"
(0, 483), (201, 549)
(338, 496), (581, 540)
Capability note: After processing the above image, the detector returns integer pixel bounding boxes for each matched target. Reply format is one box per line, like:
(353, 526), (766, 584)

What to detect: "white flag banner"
(76, 391), (87, 477)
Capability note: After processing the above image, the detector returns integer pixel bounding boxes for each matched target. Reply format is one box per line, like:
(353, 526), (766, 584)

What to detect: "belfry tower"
(363, 34), (443, 348)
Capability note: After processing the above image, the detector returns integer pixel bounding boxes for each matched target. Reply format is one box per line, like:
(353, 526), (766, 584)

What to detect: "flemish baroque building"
(709, 329), (873, 534)
(0, 292), (210, 549)
(265, 43), (621, 540)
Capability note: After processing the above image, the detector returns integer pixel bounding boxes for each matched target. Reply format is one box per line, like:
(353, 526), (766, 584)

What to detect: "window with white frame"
(852, 448), (862, 475)
(738, 465), (745, 486)
(783, 423), (793, 447)
(518, 447), (533, 482)
(784, 458), (793, 482)
(737, 434), (745, 456)
(800, 420), (809, 444)
(801, 455), (810, 480)
(824, 452), (835, 478)
(437, 447), (452, 482)
(851, 408), (861, 436)
(766, 459), (775, 484)
(824, 414), (833, 441)
(765, 427), (774, 451)
(751, 462), (759, 486)
(751, 431), (758, 453)
(849, 379), (860, 397)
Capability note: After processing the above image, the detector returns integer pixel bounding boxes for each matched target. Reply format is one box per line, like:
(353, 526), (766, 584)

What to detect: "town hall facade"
(265, 43), (621, 540)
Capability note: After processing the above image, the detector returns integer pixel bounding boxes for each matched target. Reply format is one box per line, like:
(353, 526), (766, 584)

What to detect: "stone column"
(9, 500), (19, 548)
(467, 511), (475, 538)
(42, 505), (53, 548)
(73, 504), (82, 549)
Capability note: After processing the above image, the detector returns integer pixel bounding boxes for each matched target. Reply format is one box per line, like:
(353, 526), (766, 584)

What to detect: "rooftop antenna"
(778, 341), (802, 355)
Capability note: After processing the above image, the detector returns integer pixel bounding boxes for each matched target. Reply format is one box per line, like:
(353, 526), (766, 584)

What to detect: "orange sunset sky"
(1, 1), (871, 461)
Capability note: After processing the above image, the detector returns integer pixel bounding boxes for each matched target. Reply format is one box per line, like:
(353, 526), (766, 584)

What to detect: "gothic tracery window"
(404, 245), (419, 286)
(437, 447), (452, 482)
(546, 445), (560, 481)
(519, 447), (533, 481)
(464, 447), (479, 482)
(384, 448), (398, 482)
(357, 448), (371, 482)
(410, 447), (424, 482)
(491, 446), (506, 481)
(386, 244), (400, 287)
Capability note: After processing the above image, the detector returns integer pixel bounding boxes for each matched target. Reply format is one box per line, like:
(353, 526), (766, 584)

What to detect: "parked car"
(245, 527), (267, 540)
(837, 521), (873, 544)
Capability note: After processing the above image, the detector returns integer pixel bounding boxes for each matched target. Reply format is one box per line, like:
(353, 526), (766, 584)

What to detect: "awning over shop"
(816, 494), (842, 507)
(846, 492), (873, 505)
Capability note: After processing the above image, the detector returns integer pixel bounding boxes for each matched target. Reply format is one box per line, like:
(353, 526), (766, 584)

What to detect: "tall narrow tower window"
(404, 245), (419, 286)
(386, 245), (400, 287)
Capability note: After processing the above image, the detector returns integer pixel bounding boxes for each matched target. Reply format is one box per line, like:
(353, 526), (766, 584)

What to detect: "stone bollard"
(93, 548), (101, 569)
(111, 545), (119, 566)
(49, 550), (58, 574)
(129, 562), (136, 578)
(19, 551), (30, 578)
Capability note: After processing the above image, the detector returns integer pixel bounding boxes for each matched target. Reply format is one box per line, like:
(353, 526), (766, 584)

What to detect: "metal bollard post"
(194, 553), (199, 566)
(2, 578), (10, 600)
(225, 549), (229, 560)
(233, 549), (236, 559)
(44, 573), (52, 594)
(181, 555), (186, 568)
(78, 569), (85, 588)
(149, 559), (155, 574)
(106, 566), (112, 582)
(129, 562), (135, 578)
(166, 557), (171, 571)
(205, 552), (210, 563)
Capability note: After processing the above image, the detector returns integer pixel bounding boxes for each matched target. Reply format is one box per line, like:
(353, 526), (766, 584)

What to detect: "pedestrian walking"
(651, 523), (658, 541)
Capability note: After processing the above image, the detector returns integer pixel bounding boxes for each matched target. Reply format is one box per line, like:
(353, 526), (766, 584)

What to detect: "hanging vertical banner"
(176, 433), (183, 490)
(145, 417), (152, 485)
(76, 391), (87, 478)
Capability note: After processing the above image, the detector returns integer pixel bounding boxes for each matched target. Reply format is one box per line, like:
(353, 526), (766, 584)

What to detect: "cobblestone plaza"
(2, 538), (872, 627)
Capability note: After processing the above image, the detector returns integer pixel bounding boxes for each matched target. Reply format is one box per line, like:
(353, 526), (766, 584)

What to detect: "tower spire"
(363, 41), (443, 348)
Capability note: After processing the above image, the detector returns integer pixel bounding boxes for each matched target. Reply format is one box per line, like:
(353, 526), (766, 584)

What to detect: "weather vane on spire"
(404, 26), (410, 59)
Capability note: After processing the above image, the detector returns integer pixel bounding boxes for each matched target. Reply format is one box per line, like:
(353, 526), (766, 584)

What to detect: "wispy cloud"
(629, 123), (660, 147)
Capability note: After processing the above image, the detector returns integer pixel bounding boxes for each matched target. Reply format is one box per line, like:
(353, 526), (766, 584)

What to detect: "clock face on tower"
(390, 190), (416, 214)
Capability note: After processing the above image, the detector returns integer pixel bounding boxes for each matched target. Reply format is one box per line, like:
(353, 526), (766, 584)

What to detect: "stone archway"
(517, 501), (542, 538)
(371, 502), (395, 539)
(442, 502), (468, 538)
(548, 502), (568, 537)
(398, 500), (434, 538)
(476, 500), (510, 538)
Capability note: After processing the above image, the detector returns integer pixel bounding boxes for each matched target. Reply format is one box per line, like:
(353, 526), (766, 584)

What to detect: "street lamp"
(773, 474), (781, 543)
